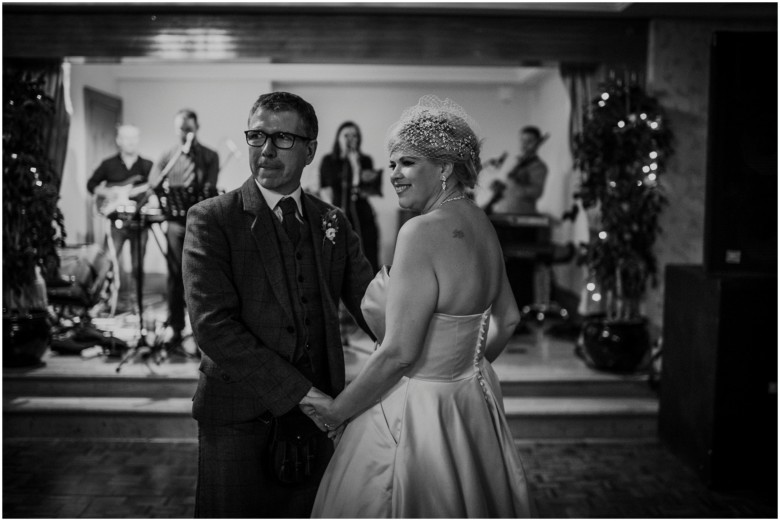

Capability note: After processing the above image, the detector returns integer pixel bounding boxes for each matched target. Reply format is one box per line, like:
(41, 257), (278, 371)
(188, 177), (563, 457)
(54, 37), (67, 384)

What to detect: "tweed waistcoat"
(271, 213), (331, 395)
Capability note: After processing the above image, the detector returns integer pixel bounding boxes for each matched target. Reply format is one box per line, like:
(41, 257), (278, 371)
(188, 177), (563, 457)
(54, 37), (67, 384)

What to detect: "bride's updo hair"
(386, 95), (482, 189)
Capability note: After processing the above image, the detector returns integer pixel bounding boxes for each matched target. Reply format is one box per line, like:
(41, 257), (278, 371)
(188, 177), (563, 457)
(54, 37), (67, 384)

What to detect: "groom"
(183, 91), (375, 517)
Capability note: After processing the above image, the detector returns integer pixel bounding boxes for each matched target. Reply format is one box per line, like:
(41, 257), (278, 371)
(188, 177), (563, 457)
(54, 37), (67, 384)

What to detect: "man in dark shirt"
(86, 124), (153, 307)
(491, 125), (549, 215)
(148, 109), (219, 348)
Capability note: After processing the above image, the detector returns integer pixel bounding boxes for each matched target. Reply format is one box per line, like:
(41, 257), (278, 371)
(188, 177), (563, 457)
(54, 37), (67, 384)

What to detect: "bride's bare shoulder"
(395, 214), (446, 252)
(398, 213), (441, 237)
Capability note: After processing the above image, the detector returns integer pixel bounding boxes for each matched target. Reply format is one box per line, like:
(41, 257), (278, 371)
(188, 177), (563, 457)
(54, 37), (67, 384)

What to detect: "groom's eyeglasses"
(244, 130), (312, 149)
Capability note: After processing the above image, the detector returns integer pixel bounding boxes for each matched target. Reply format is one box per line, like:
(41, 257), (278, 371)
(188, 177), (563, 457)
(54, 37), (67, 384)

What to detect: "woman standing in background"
(319, 121), (381, 273)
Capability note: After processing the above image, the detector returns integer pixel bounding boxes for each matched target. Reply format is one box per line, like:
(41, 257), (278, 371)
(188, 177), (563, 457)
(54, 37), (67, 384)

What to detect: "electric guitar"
(93, 175), (149, 217)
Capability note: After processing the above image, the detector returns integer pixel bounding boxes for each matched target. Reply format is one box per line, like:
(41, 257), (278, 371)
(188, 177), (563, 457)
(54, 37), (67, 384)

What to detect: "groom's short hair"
(248, 92), (318, 139)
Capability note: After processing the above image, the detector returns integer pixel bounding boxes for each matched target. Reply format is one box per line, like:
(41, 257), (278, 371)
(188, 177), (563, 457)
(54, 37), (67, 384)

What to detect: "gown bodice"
(360, 267), (491, 381)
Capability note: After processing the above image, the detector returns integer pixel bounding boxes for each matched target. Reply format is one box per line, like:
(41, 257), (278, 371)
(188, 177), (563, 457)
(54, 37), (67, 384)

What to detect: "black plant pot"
(3, 310), (51, 368)
(577, 315), (650, 373)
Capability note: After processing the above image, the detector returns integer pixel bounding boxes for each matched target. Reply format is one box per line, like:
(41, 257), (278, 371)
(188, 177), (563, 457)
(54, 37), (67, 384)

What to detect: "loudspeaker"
(704, 31), (777, 274)
(659, 265), (777, 495)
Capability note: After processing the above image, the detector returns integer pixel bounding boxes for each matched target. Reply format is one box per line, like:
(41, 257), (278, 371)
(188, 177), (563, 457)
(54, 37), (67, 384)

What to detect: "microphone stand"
(116, 140), (192, 373)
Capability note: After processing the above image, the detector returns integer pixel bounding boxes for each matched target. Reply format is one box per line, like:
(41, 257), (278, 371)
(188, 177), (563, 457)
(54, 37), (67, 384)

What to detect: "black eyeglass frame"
(244, 130), (313, 149)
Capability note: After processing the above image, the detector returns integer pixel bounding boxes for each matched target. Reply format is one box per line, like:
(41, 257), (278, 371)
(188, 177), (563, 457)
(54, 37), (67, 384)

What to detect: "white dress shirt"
(255, 181), (303, 223)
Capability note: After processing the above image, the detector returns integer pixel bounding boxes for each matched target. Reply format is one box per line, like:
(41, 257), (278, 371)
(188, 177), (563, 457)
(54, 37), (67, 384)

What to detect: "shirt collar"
(255, 180), (303, 216)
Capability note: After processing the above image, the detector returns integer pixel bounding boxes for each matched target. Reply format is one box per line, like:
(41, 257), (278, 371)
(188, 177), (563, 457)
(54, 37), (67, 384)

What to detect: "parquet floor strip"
(3, 439), (775, 518)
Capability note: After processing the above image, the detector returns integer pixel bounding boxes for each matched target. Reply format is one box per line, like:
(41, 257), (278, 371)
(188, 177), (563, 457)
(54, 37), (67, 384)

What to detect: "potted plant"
(3, 68), (67, 367)
(572, 76), (674, 373)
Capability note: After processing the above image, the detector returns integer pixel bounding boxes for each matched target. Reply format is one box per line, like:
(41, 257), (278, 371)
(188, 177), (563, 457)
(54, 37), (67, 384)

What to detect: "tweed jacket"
(183, 176), (375, 425)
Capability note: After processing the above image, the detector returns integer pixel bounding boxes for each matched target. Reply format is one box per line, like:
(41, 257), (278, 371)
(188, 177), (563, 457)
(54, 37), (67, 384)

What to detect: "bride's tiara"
(386, 95), (481, 170)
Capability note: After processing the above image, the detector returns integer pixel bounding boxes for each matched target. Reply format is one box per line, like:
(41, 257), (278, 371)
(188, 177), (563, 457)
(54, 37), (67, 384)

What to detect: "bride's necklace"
(439, 194), (469, 207)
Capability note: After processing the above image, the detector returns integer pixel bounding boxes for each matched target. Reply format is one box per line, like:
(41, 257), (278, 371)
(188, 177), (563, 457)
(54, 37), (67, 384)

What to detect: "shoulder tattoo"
(453, 229), (465, 239)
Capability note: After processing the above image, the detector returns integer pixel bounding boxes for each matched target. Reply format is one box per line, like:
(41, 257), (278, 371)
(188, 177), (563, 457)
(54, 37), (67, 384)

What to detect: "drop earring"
(441, 175), (447, 191)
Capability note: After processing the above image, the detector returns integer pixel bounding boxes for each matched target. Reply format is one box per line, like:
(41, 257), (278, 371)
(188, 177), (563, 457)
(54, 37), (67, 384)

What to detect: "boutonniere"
(321, 209), (340, 245)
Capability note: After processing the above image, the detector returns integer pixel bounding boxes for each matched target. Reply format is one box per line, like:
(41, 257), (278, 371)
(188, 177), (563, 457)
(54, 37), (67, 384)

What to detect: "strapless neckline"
(433, 308), (491, 319)
(360, 267), (494, 343)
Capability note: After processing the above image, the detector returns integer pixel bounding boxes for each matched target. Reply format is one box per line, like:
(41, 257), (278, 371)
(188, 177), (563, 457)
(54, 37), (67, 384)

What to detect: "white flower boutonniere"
(321, 209), (340, 245)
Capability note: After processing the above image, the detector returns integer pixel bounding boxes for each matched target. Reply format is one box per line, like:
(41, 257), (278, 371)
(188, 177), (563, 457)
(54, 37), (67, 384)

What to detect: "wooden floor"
(3, 438), (776, 518)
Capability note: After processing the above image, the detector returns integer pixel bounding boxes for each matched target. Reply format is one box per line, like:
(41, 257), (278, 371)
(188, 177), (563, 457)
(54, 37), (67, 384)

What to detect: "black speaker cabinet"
(704, 31), (778, 275)
(659, 265), (777, 495)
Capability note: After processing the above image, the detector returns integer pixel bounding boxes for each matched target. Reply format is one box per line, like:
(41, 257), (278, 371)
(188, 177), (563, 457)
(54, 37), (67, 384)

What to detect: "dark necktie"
(278, 197), (300, 245)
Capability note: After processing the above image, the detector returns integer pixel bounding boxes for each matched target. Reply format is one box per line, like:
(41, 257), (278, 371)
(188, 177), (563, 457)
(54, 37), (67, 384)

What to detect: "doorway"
(83, 86), (122, 244)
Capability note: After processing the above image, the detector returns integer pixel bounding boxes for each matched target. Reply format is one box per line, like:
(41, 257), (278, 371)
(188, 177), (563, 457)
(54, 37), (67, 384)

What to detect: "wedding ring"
(324, 423), (331, 430)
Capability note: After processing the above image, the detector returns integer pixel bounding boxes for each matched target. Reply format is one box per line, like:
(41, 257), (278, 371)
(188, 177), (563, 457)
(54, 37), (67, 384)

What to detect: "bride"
(301, 95), (530, 518)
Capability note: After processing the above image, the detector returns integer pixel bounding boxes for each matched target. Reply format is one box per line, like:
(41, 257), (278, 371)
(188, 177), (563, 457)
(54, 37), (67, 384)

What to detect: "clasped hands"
(299, 387), (346, 446)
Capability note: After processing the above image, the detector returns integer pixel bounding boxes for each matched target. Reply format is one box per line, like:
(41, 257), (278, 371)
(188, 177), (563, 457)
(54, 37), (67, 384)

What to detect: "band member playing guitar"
(86, 124), (153, 312)
(484, 126), (549, 216)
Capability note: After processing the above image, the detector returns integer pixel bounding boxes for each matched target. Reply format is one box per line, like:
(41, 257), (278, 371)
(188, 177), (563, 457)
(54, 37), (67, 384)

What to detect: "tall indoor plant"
(3, 68), (67, 366)
(573, 76), (674, 372)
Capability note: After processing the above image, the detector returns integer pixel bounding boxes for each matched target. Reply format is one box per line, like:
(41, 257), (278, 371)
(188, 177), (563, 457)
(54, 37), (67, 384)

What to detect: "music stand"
(114, 208), (161, 372)
(156, 183), (219, 224)
(155, 183), (219, 322)
(114, 150), (195, 371)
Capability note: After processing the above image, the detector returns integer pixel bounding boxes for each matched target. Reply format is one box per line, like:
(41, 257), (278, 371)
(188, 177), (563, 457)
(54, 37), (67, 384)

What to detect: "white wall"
(60, 64), (122, 246)
(529, 69), (574, 220)
(525, 69), (585, 293)
(61, 62), (573, 278)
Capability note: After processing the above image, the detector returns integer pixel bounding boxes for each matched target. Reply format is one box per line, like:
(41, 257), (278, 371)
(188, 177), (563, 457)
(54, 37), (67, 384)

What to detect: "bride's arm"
(318, 219), (437, 427)
(484, 261), (521, 363)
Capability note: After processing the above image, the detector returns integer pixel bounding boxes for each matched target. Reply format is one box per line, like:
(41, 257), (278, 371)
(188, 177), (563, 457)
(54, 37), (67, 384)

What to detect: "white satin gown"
(311, 268), (530, 518)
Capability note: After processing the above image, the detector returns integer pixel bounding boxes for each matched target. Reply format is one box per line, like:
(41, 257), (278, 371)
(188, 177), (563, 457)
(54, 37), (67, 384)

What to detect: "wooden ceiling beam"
(3, 6), (647, 68)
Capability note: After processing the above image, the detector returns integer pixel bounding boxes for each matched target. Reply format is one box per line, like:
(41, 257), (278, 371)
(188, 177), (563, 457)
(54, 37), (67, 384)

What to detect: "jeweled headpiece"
(386, 95), (482, 176)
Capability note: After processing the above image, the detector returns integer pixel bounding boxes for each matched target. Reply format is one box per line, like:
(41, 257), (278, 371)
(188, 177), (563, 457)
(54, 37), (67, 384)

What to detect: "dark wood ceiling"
(2, 3), (775, 67)
(619, 2), (776, 20)
(2, 3), (648, 67)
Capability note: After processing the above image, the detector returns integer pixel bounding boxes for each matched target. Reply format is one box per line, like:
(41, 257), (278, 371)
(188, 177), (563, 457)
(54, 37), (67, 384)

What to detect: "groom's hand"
(299, 387), (333, 432)
(299, 402), (327, 431)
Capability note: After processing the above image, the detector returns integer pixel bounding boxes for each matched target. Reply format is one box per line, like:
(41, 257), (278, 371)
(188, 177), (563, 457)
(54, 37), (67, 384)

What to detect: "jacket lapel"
(304, 194), (339, 321)
(304, 194), (332, 277)
(303, 194), (342, 383)
(241, 178), (294, 323)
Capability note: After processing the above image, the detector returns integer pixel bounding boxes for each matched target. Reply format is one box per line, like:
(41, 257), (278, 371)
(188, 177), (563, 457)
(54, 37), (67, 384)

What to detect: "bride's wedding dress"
(311, 268), (530, 518)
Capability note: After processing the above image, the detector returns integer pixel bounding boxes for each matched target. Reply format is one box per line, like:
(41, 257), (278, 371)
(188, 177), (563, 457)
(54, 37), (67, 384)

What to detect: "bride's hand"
(328, 424), (346, 448)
